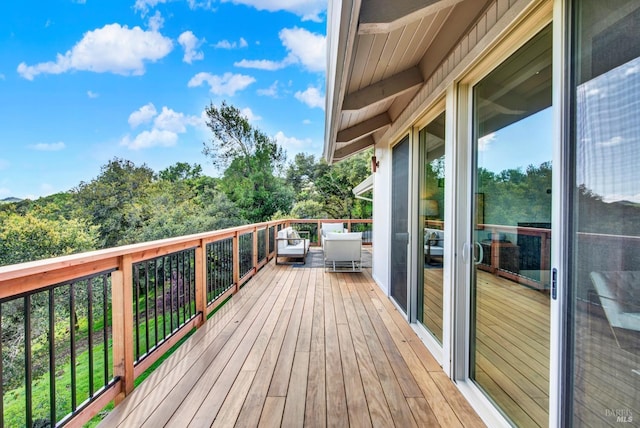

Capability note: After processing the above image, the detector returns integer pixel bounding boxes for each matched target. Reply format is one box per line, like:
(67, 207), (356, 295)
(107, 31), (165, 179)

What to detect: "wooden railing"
(0, 219), (371, 427)
(476, 224), (552, 290)
(288, 219), (373, 246)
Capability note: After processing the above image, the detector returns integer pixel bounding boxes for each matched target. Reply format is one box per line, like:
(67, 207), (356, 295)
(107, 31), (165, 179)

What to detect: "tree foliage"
(203, 101), (293, 222)
(0, 211), (98, 266)
(74, 158), (156, 248)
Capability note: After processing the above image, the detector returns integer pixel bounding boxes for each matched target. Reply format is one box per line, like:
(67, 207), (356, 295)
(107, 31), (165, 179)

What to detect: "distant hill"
(1, 197), (22, 204)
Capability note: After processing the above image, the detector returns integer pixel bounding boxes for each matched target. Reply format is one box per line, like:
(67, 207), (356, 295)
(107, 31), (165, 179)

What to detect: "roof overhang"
(324, 0), (492, 164)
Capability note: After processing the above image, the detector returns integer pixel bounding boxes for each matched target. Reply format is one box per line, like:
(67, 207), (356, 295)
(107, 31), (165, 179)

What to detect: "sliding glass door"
(391, 136), (410, 313)
(418, 112), (446, 343)
(470, 25), (552, 427)
(568, 1), (640, 425)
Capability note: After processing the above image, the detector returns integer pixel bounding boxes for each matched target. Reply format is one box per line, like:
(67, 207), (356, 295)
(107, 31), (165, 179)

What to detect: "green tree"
(290, 200), (328, 219)
(74, 158), (155, 247)
(0, 212), (98, 266)
(286, 153), (317, 200)
(203, 101), (294, 222)
(313, 151), (372, 219)
(158, 162), (203, 182)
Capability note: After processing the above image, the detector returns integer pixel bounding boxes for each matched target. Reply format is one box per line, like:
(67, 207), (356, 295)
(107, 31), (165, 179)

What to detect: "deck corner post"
(112, 254), (135, 405)
(233, 232), (240, 293)
(252, 226), (259, 274)
(195, 243), (207, 326)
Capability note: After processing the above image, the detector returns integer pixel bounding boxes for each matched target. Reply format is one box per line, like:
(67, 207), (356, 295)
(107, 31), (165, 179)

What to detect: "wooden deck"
(99, 251), (484, 427)
(421, 268), (550, 427)
(474, 271), (550, 428)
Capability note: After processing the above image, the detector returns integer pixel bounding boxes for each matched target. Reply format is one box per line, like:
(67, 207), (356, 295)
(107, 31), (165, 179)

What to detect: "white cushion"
(321, 223), (345, 235)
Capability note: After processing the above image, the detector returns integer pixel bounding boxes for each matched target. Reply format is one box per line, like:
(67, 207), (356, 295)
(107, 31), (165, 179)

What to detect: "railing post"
(252, 226), (258, 273)
(233, 232), (240, 293)
(195, 242), (207, 326)
(112, 255), (134, 405)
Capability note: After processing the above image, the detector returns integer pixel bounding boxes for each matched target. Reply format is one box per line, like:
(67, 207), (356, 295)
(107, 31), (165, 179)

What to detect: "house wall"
(371, 145), (390, 293)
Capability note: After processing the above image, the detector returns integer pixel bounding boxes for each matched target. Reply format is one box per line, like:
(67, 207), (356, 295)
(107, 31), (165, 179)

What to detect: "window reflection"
(471, 24), (552, 427)
(418, 112), (445, 344)
(571, 1), (640, 423)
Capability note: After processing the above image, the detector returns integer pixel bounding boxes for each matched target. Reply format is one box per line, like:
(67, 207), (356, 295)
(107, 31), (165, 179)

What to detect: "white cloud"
(123, 105), (205, 150)
(178, 31), (205, 64)
(29, 142), (66, 151)
(295, 87), (324, 110)
(0, 74), (6, 80)
(0, 159), (9, 170)
(302, 119), (311, 125)
(234, 59), (289, 71)
(120, 129), (178, 150)
(241, 107), (261, 122)
(280, 27), (325, 72)
(478, 132), (496, 151)
(625, 64), (639, 76)
(147, 11), (164, 31)
(187, 0), (214, 9)
(221, 0), (326, 22)
(214, 37), (248, 49)
(87, 90), (99, 98)
(134, 0), (167, 16)
(17, 23), (173, 80)
(235, 27), (325, 73)
(257, 80), (279, 97)
(129, 103), (158, 128)
(596, 136), (623, 147)
(154, 106), (202, 132)
(274, 131), (312, 152)
(188, 72), (255, 96)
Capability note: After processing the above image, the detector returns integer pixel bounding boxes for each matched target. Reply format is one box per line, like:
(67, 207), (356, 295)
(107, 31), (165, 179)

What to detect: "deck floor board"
(99, 253), (484, 427)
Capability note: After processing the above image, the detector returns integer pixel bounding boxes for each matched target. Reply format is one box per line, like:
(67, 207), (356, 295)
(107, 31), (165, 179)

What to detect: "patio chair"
(323, 231), (362, 272)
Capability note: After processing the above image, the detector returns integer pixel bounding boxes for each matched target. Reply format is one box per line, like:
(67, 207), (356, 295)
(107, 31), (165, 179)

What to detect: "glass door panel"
(470, 25), (552, 427)
(391, 137), (410, 313)
(569, 1), (640, 425)
(418, 112), (446, 343)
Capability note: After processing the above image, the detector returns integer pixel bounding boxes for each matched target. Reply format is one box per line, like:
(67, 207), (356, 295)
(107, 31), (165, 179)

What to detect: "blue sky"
(0, 0), (328, 199)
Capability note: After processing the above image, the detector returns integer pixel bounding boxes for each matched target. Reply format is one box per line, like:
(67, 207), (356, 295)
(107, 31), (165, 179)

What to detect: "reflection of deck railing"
(477, 224), (551, 290)
(0, 218), (370, 427)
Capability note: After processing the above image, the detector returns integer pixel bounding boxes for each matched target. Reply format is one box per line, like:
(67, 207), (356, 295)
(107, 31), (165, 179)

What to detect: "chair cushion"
(288, 229), (301, 245)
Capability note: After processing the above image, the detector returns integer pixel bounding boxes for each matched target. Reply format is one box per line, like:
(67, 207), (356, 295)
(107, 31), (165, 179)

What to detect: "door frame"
(410, 99), (449, 369)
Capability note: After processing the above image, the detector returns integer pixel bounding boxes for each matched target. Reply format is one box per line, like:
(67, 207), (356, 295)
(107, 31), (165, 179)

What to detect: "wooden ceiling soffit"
(342, 67), (423, 112)
(333, 136), (375, 161)
(358, 0), (466, 34)
(336, 113), (391, 144)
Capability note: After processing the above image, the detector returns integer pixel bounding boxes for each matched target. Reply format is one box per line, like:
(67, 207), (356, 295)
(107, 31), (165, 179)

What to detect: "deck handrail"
(0, 218), (371, 427)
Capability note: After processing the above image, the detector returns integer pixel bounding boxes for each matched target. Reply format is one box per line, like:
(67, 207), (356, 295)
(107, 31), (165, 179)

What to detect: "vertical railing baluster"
(144, 261), (150, 356)
(88, 278), (94, 397)
(0, 303), (3, 428)
(103, 275), (109, 387)
(69, 282), (77, 411)
(49, 289), (56, 425)
(170, 255), (175, 332)
(181, 252), (186, 323)
(189, 251), (193, 318)
(162, 256), (167, 340)
(154, 260), (159, 348)
(134, 265), (140, 360)
(25, 295), (33, 428)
